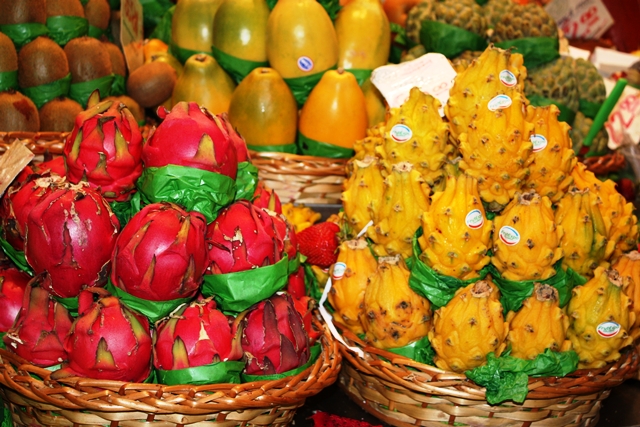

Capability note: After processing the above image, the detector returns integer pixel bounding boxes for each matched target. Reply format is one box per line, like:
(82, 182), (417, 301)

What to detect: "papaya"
(298, 69), (368, 157)
(362, 77), (387, 128)
(171, 53), (236, 115)
(228, 67), (297, 151)
(335, 0), (391, 82)
(170, 0), (222, 63)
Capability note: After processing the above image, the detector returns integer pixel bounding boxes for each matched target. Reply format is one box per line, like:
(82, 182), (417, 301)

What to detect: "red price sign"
(121, 0), (144, 73)
(606, 91), (640, 148)
(550, 0), (613, 40)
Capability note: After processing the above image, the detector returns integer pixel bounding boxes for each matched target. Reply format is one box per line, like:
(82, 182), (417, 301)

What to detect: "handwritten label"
(605, 83), (640, 150)
(596, 321), (621, 338)
(389, 124), (412, 143)
(0, 142), (35, 197)
(546, 0), (613, 40)
(498, 226), (520, 246)
(121, 0), (144, 73)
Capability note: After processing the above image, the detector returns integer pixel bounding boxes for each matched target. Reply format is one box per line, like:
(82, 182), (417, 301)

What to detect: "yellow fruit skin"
(298, 69), (368, 149)
(419, 174), (492, 280)
(171, 0), (222, 54)
(611, 251), (640, 340)
(282, 203), (321, 233)
(362, 78), (387, 128)
(227, 67), (297, 147)
(212, 0), (269, 63)
(266, 0), (338, 79)
(429, 279), (508, 372)
(342, 156), (385, 234)
(506, 284), (571, 360)
(353, 124), (384, 160)
(567, 267), (635, 369)
(492, 192), (564, 281)
(171, 53), (236, 114)
(329, 238), (378, 335)
(361, 256), (432, 349)
(335, 0), (391, 71)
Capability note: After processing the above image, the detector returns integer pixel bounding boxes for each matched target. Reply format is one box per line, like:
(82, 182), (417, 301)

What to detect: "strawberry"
(297, 221), (340, 268)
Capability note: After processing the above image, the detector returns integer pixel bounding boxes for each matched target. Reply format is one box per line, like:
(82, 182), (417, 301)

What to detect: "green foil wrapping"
(155, 360), (245, 386)
(234, 161), (259, 202)
(246, 143), (298, 154)
(494, 36), (560, 69)
(0, 237), (31, 274)
(69, 74), (114, 108)
(0, 23), (49, 49)
(46, 16), (88, 46)
(0, 71), (18, 92)
(21, 74), (72, 109)
(211, 45), (269, 85)
(419, 20), (487, 59)
(284, 68), (334, 107)
(526, 94), (577, 125)
(298, 132), (355, 159)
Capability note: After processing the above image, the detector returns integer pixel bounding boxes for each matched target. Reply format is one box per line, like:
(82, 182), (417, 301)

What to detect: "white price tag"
(605, 83), (640, 150)
(121, 0), (144, 73)
(546, 0), (614, 40)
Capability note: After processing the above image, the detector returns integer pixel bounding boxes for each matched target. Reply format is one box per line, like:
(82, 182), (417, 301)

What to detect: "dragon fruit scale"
(63, 99), (144, 202)
(3, 273), (73, 367)
(142, 102), (238, 179)
(241, 293), (310, 375)
(24, 182), (120, 298)
(0, 266), (30, 333)
(154, 297), (243, 371)
(111, 202), (207, 301)
(54, 287), (153, 382)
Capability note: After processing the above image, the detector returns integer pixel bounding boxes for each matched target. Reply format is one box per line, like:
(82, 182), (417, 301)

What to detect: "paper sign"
(0, 142), (34, 196)
(605, 82), (640, 150)
(121, 0), (144, 74)
(545, 0), (614, 40)
(370, 53), (457, 115)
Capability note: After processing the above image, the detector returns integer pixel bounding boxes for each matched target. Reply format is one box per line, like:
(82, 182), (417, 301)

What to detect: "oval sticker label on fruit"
(390, 124), (412, 143)
(597, 321), (621, 338)
(531, 134), (548, 152)
(297, 56), (314, 72)
(499, 226), (520, 246)
(499, 70), (517, 87)
(465, 209), (484, 229)
(488, 94), (512, 111)
(332, 262), (347, 281)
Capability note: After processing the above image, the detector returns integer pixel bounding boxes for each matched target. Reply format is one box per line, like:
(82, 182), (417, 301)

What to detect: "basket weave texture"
(0, 317), (341, 427)
(336, 327), (639, 427)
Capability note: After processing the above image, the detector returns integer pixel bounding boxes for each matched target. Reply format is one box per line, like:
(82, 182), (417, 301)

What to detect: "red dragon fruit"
(241, 293), (310, 375)
(0, 265), (31, 333)
(205, 200), (285, 274)
(154, 297), (243, 370)
(252, 182), (282, 214)
(3, 273), (73, 367)
(287, 266), (306, 300)
(54, 287), (153, 382)
(32, 157), (66, 177)
(111, 202), (207, 301)
(219, 112), (250, 163)
(142, 102), (238, 179)
(63, 99), (143, 202)
(24, 182), (120, 298)
(270, 211), (297, 261)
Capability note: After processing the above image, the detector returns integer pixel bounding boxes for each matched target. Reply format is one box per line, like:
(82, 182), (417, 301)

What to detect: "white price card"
(545, 0), (614, 40)
(121, 0), (144, 74)
(605, 83), (640, 150)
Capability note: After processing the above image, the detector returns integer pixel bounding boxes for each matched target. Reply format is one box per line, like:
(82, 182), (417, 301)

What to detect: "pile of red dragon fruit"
(0, 99), (324, 385)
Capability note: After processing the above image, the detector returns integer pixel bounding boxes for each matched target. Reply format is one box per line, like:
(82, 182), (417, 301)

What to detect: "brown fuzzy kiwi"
(0, 32), (18, 73)
(110, 10), (121, 47)
(0, 0), (47, 25)
(18, 36), (70, 88)
(38, 96), (83, 132)
(103, 41), (127, 77)
(83, 0), (111, 31)
(105, 95), (145, 123)
(46, 0), (85, 18)
(64, 36), (113, 83)
(0, 90), (40, 131)
(126, 61), (177, 109)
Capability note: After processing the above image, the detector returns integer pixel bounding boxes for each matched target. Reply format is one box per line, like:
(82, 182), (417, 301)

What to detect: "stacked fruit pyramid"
(327, 44), (640, 402)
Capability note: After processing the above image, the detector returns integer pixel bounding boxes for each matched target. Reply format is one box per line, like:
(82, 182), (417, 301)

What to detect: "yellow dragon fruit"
(523, 105), (576, 202)
(418, 173), (492, 280)
(328, 238), (378, 335)
(567, 267), (635, 369)
(492, 191), (564, 281)
(446, 45), (527, 141)
(506, 283), (572, 360)
(342, 156), (385, 234)
(378, 87), (454, 190)
(554, 187), (612, 277)
(368, 162), (430, 258)
(429, 278), (508, 372)
(353, 126), (384, 161)
(361, 256), (432, 349)
(611, 251), (640, 340)
(458, 92), (534, 210)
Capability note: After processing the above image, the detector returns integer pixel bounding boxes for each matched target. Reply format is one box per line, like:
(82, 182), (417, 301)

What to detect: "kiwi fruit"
(18, 36), (70, 88)
(64, 36), (113, 83)
(38, 96), (83, 132)
(83, 0), (111, 31)
(0, 0), (47, 25)
(0, 90), (40, 131)
(126, 61), (177, 109)
(105, 95), (145, 123)
(103, 41), (126, 77)
(0, 32), (18, 73)
(46, 0), (85, 18)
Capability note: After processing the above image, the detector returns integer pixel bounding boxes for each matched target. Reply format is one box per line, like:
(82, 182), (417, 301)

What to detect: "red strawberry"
(297, 221), (340, 268)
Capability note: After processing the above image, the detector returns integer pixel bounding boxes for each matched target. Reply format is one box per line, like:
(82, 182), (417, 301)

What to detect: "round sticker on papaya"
(498, 226), (520, 246)
(390, 124), (412, 143)
(297, 56), (314, 72)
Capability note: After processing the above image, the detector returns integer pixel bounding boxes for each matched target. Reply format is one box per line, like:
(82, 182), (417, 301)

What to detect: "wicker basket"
(336, 327), (639, 427)
(0, 316), (341, 427)
(0, 131), (68, 161)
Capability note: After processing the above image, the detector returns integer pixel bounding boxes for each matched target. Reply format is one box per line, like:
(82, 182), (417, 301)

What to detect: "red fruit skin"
(270, 212), (295, 260)
(252, 182), (282, 214)
(297, 222), (340, 268)
(287, 266), (306, 300)
(153, 297), (243, 370)
(0, 266), (31, 332)
(220, 112), (250, 163)
(24, 184), (120, 298)
(32, 157), (66, 177)
(142, 102), (238, 179)
(111, 202), (207, 301)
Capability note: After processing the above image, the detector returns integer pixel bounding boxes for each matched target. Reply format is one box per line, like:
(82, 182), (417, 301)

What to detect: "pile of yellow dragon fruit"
(329, 44), (640, 374)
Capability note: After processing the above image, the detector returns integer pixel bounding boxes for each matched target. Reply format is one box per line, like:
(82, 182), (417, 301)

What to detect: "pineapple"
(492, 191), (564, 281)
(419, 173), (493, 280)
(506, 283), (572, 360)
(342, 156), (386, 234)
(429, 278), (508, 372)
(611, 251), (640, 340)
(361, 255), (432, 349)
(567, 267), (635, 369)
(523, 105), (576, 202)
